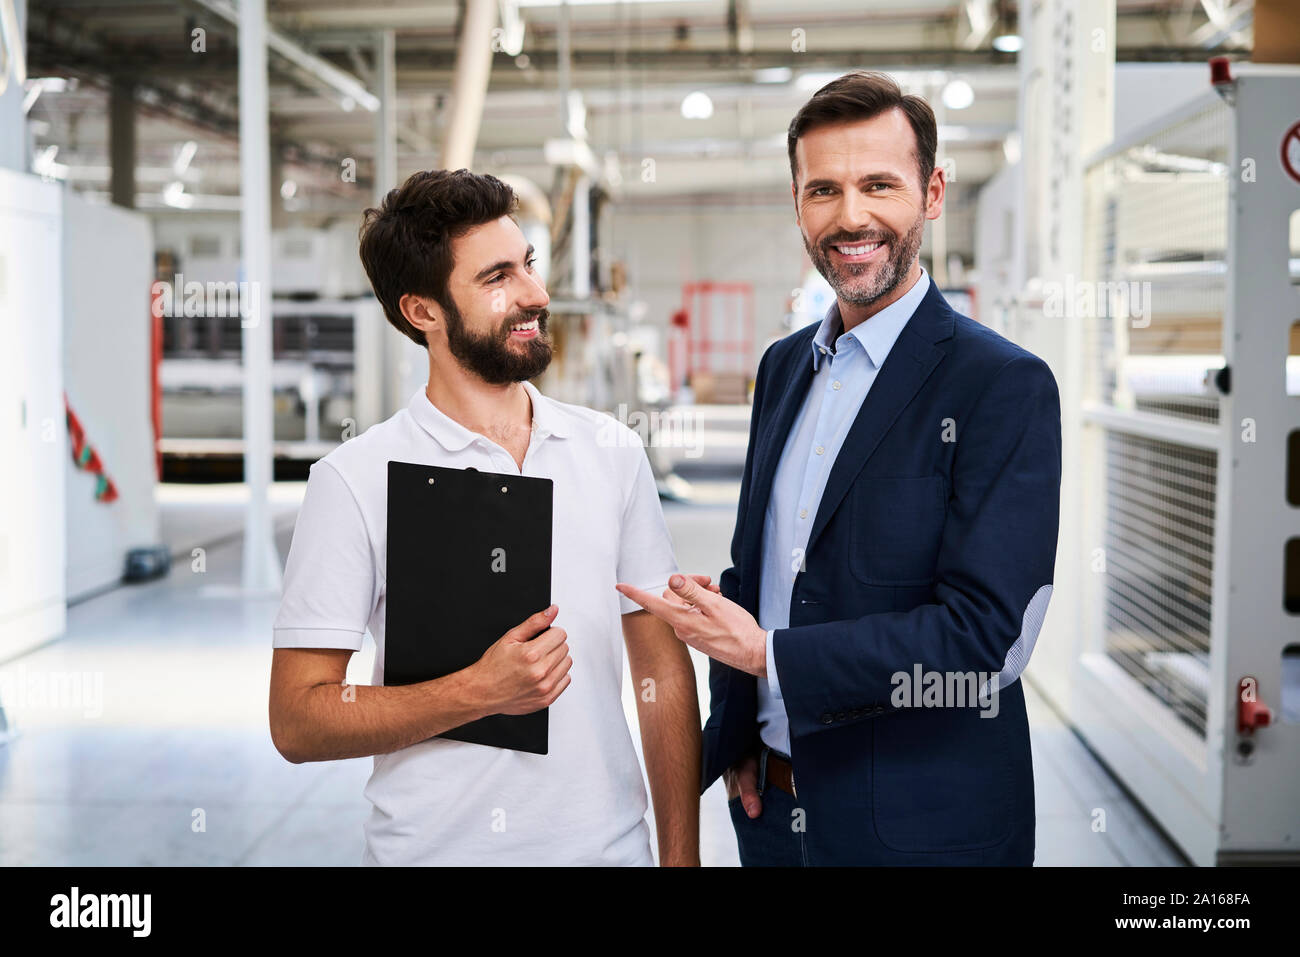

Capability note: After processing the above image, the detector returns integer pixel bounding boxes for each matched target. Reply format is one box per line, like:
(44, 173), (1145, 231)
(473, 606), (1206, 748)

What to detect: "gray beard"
(805, 209), (925, 308)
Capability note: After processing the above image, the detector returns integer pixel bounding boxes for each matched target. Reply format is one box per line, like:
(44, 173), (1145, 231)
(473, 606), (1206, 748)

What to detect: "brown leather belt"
(765, 751), (797, 799)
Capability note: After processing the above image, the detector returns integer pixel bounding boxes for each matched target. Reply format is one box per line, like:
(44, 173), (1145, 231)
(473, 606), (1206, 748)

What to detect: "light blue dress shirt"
(756, 267), (932, 756)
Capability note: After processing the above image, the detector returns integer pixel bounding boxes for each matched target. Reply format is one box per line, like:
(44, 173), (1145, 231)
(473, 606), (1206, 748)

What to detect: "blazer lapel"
(738, 345), (815, 609)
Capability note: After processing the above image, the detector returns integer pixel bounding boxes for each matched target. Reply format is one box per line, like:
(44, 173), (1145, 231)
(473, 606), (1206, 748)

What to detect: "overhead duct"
(441, 0), (496, 170)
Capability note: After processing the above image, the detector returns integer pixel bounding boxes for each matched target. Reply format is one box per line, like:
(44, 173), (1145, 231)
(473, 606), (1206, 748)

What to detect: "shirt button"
(799, 508), (808, 519)
(815, 445), (825, 455)
(832, 380), (842, 390)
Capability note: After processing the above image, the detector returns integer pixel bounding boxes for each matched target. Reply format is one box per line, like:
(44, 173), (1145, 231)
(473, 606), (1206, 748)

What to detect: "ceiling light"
(754, 67), (792, 84)
(942, 79), (974, 110)
(163, 181), (194, 209)
(33, 144), (67, 180)
(992, 34), (1022, 53)
(681, 91), (713, 120)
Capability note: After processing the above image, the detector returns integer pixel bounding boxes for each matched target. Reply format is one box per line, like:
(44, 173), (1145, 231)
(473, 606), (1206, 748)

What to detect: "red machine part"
(65, 393), (120, 503)
(1237, 676), (1273, 735)
(1209, 56), (1233, 87)
(680, 281), (755, 381)
(668, 308), (690, 397)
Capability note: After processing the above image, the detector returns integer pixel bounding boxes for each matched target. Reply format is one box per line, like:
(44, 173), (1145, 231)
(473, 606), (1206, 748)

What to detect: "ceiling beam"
(27, 20), (373, 190)
(182, 0), (379, 110)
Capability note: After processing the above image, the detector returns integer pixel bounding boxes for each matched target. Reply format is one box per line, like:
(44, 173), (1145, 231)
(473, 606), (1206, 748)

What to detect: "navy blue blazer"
(704, 281), (1062, 865)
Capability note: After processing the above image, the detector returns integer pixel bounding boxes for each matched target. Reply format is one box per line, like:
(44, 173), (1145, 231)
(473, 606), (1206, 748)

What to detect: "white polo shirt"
(272, 380), (679, 865)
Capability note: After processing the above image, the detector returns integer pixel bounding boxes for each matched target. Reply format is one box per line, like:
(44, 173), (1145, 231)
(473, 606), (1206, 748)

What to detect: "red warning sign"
(1283, 120), (1300, 184)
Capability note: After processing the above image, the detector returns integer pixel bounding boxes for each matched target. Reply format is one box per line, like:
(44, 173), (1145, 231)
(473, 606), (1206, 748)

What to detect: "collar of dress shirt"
(407, 377), (571, 452)
(811, 265), (932, 372)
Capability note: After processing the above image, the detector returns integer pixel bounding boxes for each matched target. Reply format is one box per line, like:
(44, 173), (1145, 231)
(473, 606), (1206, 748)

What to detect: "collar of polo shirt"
(407, 379), (571, 452)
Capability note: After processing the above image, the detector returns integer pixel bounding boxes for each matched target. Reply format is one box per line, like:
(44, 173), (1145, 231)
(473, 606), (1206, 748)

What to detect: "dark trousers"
(727, 746), (809, 867)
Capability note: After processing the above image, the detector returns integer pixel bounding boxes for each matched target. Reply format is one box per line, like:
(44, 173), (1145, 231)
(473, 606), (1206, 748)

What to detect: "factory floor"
(0, 482), (1188, 866)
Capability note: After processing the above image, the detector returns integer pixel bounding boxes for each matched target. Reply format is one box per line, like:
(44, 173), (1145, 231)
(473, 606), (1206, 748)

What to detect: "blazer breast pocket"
(848, 475), (947, 585)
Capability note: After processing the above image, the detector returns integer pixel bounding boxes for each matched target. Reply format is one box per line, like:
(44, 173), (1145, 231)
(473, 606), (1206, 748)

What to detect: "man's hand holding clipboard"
(463, 604), (572, 714)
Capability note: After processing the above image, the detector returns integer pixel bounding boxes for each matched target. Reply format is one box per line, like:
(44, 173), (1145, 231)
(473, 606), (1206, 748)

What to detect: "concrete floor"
(0, 482), (1187, 866)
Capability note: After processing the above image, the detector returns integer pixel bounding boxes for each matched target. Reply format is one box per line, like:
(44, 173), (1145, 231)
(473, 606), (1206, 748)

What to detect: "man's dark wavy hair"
(358, 169), (519, 347)
(787, 71), (938, 192)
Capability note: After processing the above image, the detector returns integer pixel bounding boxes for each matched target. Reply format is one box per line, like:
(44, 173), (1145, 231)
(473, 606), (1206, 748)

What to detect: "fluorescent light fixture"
(163, 181), (195, 209)
(33, 144), (68, 180)
(754, 67), (793, 84)
(681, 91), (713, 120)
(992, 34), (1022, 53)
(942, 79), (974, 110)
(23, 75), (69, 112)
(173, 140), (198, 175)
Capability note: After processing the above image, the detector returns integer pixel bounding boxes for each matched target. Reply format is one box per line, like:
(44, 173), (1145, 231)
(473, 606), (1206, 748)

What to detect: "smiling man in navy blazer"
(617, 71), (1061, 865)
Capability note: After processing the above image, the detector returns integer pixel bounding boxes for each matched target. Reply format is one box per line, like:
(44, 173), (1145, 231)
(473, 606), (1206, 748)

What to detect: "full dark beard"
(441, 298), (553, 385)
(804, 208), (925, 308)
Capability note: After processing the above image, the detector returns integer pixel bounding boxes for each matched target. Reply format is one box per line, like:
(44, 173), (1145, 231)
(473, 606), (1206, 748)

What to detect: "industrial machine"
(1037, 66), (1300, 865)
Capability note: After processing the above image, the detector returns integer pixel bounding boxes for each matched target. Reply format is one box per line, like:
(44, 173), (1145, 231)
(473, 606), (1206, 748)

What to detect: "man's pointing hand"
(616, 574), (767, 677)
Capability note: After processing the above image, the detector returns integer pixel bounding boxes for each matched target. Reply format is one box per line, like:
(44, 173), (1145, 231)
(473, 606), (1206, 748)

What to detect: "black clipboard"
(384, 461), (553, 754)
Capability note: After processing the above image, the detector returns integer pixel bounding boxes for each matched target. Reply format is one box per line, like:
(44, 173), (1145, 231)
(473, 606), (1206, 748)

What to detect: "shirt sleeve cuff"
(765, 628), (783, 700)
(618, 580), (672, 615)
(272, 627), (366, 651)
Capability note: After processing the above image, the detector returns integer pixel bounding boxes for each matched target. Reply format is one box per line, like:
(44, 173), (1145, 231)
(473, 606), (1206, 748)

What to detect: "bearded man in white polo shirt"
(268, 169), (702, 866)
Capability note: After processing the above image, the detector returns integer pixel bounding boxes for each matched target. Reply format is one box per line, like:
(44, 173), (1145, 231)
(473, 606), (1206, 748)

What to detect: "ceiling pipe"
(441, 0), (496, 170)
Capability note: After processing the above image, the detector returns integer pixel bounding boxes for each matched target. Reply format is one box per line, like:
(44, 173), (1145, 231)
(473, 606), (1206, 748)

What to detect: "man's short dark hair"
(786, 71), (938, 192)
(358, 168), (519, 347)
